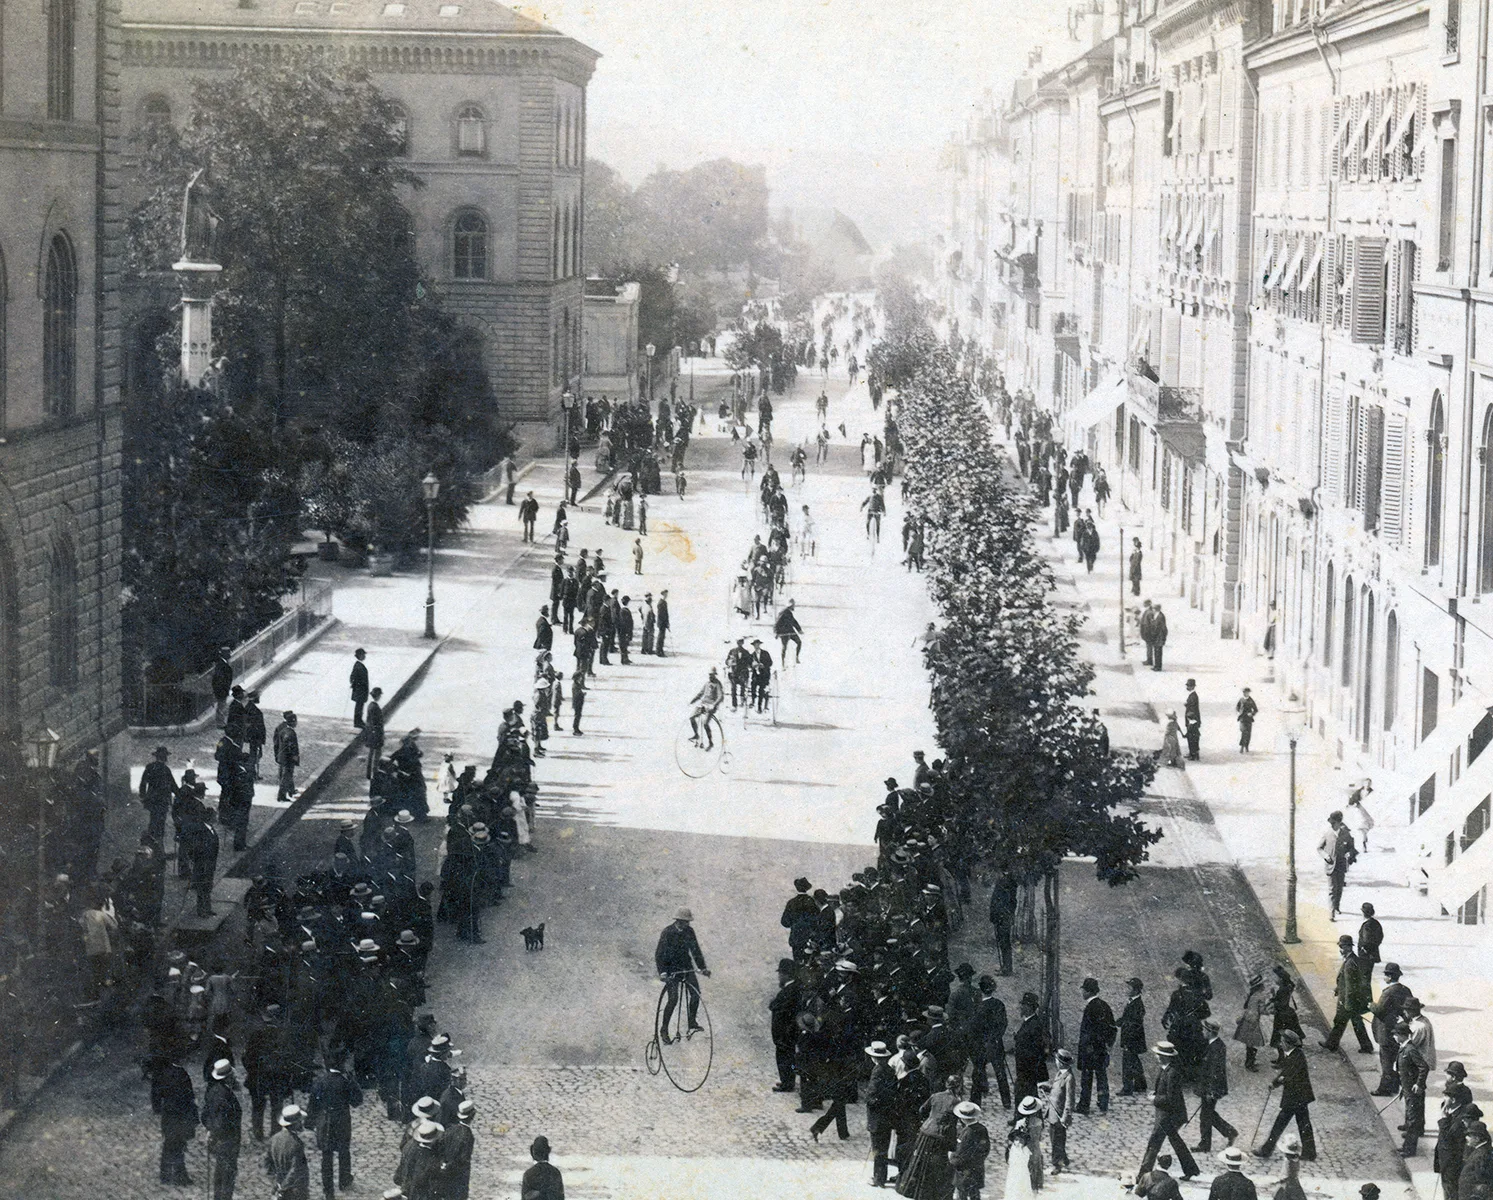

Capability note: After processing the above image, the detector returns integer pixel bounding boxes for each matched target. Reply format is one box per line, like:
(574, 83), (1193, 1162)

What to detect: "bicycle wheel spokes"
(655, 982), (713, 1093)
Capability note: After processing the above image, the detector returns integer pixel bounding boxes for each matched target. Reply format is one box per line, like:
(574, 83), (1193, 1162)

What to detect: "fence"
(135, 578), (334, 728)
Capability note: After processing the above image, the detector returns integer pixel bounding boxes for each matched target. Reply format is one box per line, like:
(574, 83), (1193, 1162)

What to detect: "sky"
(513, 0), (1074, 250)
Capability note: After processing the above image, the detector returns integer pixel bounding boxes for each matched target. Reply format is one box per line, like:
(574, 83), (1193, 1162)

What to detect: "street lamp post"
(646, 342), (656, 404)
(26, 726), (61, 935)
(561, 389), (575, 461)
(421, 472), (439, 640)
(1279, 709), (1308, 944)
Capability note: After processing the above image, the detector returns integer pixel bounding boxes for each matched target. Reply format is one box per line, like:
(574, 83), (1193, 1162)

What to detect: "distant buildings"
(0, 0), (126, 764)
(119, 0), (598, 442)
(942, 0), (1493, 923)
(582, 278), (640, 403)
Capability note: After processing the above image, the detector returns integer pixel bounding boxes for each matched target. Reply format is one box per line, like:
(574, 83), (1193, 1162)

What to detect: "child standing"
(1047, 1050), (1075, 1173)
(633, 538), (645, 575)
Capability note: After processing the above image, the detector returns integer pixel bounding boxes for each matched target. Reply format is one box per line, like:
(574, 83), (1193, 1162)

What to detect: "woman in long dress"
(1004, 1123), (1036, 1200)
(896, 1075), (962, 1200)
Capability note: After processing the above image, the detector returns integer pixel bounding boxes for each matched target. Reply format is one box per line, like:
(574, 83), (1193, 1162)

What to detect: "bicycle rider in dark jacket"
(655, 908), (710, 1042)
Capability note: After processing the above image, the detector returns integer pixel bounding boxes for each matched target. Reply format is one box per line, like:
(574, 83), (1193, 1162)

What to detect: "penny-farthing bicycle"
(674, 710), (732, 778)
(644, 970), (714, 1092)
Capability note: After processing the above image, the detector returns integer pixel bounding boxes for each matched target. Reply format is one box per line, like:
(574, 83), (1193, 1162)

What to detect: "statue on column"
(179, 168), (221, 265)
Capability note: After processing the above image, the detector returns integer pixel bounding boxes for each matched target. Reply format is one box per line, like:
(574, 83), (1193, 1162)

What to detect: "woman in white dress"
(1004, 1122), (1035, 1200)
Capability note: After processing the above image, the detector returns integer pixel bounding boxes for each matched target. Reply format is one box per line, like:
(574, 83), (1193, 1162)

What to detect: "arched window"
(455, 104), (485, 156)
(388, 103), (410, 157)
(141, 94), (172, 127)
(571, 204), (581, 276)
(43, 234), (77, 417)
(48, 0), (76, 120)
(48, 536), (78, 690)
(1341, 574), (1355, 688)
(552, 208), (561, 280)
(1385, 611), (1400, 730)
(1427, 392), (1446, 567)
(451, 211), (487, 280)
(1324, 563), (1335, 667)
(1480, 407), (1493, 592)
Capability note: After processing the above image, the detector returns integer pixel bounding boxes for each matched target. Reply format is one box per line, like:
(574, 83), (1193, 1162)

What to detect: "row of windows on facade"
(551, 309), (580, 388)
(1253, 233), (1418, 352)
(142, 95), (583, 165)
(1258, 86), (1426, 192)
(0, 235), (80, 422)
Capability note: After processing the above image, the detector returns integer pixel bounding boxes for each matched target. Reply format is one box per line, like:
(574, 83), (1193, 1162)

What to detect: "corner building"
(119, 0), (598, 444)
(0, 0), (126, 763)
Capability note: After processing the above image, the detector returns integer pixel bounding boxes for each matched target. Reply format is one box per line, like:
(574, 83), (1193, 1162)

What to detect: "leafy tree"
(882, 279), (1160, 1041)
(122, 384), (303, 691)
(726, 322), (799, 393)
(127, 53), (490, 441)
(582, 158), (637, 276)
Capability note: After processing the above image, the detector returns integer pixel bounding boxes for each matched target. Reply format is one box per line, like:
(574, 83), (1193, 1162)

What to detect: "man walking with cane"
(1253, 1029), (1316, 1161)
(1138, 1041), (1199, 1180)
(1193, 1020), (1238, 1153)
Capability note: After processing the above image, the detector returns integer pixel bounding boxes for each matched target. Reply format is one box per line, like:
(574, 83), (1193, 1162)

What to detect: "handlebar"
(660, 969), (710, 980)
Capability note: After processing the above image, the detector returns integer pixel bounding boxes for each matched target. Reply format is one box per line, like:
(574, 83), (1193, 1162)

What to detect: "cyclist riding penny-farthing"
(688, 669), (725, 748)
(774, 598), (803, 666)
(655, 908), (710, 1042)
(861, 486), (886, 541)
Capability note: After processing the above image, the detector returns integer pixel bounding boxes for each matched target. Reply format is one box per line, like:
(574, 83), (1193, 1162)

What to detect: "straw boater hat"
(412, 1097), (440, 1120)
(1153, 1041), (1178, 1057)
(279, 1104), (304, 1127)
(211, 1059), (233, 1080)
(413, 1120), (442, 1147)
(955, 1101), (984, 1122)
(1220, 1147), (1246, 1169)
(1017, 1096), (1040, 1116)
(865, 1041), (892, 1058)
(395, 810), (415, 825)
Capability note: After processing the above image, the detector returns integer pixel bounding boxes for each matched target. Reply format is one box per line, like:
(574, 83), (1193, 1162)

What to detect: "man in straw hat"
(1139, 1041), (1199, 1179)
(394, 1119), (443, 1199)
(865, 1040), (898, 1187)
(1253, 1028), (1316, 1161)
(264, 1104), (310, 1200)
(949, 1100), (991, 1200)
(440, 1099), (478, 1200)
(1209, 1147), (1256, 1200)
(202, 1057), (242, 1200)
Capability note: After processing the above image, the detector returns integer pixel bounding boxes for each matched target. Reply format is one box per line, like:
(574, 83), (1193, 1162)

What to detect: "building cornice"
(121, 23), (598, 82)
(1100, 79), (1161, 117)
(1245, 0), (1427, 69)
(1152, 0), (1253, 46)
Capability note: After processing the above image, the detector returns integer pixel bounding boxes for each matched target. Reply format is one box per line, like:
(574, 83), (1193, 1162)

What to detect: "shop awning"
(1281, 236), (1310, 292)
(1159, 421), (1206, 462)
(1064, 374), (1128, 435)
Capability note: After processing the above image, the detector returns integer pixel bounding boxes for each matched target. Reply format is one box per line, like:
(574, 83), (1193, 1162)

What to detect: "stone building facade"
(940, 0), (1493, 919)
(0, 0), (126, 762)
(118, 0), (598, 444)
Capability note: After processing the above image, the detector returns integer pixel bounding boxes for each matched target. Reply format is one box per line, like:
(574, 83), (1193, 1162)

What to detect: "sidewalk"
(102, 461), (555, 934)
(1012, 434), (1488, 1198)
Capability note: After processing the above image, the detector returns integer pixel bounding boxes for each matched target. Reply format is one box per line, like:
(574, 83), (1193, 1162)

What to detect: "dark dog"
(520, 923), (545, 951)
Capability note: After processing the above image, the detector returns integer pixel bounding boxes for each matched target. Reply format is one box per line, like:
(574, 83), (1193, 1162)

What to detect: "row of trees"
(879, 277), (1161, 1037)
(122, 58), (502, 711)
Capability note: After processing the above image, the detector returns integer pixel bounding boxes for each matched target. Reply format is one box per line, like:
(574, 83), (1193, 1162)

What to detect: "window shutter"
(1285, 110), (1296, 186)
(1209, 75), (1222, 150)
(1163, 90), (1176, 156)
(1324, 383), (1346, 501)
(1416, 83), (1428, 177)
(1381, 411), (1408, 545)
(1324, 233), (1338, 326)
(1220, 65), (1236, 150)
(1302, 107), (1314, 188)
(1352, 236), (1388, 343)
(1365, 404), (1386, 531)
(1353, 396), (1369, 510)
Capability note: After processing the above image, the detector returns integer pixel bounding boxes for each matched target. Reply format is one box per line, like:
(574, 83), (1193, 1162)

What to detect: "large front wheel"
(654, 980), (713, 1093)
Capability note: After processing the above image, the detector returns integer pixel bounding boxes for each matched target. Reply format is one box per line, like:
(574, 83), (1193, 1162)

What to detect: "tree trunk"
(1042, 870), (1065, 1049)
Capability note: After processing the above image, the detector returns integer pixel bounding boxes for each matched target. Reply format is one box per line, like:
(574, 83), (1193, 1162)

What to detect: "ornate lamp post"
(421, 472), (439, 640)
(26, 726), (61, 933)
(646, 342), (656, 403)
(561, 389), (576, 460)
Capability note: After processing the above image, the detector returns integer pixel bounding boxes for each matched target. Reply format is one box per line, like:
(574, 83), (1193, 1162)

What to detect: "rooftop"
(123, 0), (584, 43)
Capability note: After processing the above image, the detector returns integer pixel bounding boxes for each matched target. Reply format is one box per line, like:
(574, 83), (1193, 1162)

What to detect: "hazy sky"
(515, 1), (1072, 249)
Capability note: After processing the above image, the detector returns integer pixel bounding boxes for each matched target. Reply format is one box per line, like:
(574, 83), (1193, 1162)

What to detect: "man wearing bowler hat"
(1371, 962), (1412, 1095)
(1254, 1029), (1316, 1161)
(521, 1135), (564, 1200)
(655, 907), (710, 1040)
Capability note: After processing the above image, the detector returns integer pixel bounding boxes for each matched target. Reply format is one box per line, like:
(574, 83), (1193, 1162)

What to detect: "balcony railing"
(1159, 385), (1203, 422)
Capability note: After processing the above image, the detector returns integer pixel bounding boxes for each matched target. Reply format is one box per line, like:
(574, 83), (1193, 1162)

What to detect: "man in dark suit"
(1139, 1041), (1199, 1179)
(1012, 991), (1049, 1103)
(1459, 1123), (1492, 1200)
(655, 908), (709, 1038)
(534, 606), (553, 652)
(1436, 1083), (1477, 1200)
(1208, 1147), (1257, 1200)
(1357, 902), (1384, 977)
(1254, 1029), (1316, 1160)
(1193, 1020), (1238, 1153)
(1076, 975), (1117, 1114)
(617, 595), (636, 664)
(440, 1101), (477, 1200)
(780, 879), (816, 950)
(152, 1052), (200, 1185)
(969, 974), (1011, 1110)
(307, 1058), (363, 1199)
(139, 746), (177, 843)
(1140, 600), (1157, 667)
(364, 688), (385, 780)
(1184, 680), (1202, 761)
(656, 589), (671, 656)
(1119, 977), (1148, 1094)
(865, 1040), (899, 1187)
(202, 1058), (242, 1200)
(1151, 604), (1169, 671)
(769, 959), (801, 1092)
(988, 872), (1018, 976)
(1321, 934), (1374, 1052)
(1370, 962), (1412, 1095)
(349, 648), (369, 729)
(550, 554), (566, 614)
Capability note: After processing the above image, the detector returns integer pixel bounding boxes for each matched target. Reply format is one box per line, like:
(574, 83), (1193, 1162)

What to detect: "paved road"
(0, 368), (1411, 1200)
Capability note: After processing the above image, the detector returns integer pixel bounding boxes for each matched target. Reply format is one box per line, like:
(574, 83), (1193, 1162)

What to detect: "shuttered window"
(1220, 64), (1236, 150)
(1364, 405), (1386, 531)
(1351, 236), (1388, 344)
(1348, 393), (1365, 509)
(1380, 411), (1408, 546)
(1439, 138), (1457, 271)
(1324, 384), (1347, 501)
